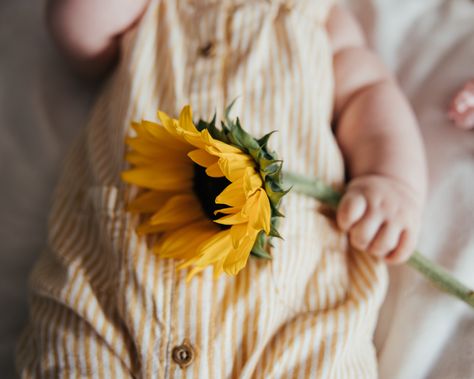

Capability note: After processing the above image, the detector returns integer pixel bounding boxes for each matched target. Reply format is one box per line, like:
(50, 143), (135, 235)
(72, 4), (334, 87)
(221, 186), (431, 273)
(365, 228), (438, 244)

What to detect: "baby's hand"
(336, 175), (423, 263)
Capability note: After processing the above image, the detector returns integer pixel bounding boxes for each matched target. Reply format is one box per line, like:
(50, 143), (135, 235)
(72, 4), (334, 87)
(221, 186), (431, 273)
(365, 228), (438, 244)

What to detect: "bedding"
(0, 0), (472, 377)
(349, 1), (474, 378)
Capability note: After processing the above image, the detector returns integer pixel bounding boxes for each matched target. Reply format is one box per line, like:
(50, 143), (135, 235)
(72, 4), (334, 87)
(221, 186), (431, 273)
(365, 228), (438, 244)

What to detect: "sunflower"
(121, 105), (286, 279)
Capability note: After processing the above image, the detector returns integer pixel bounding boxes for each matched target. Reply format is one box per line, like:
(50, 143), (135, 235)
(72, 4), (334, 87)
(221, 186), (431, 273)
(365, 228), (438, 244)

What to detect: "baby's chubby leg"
(327, 6), (427, 264)
(46, 0), (149, 77)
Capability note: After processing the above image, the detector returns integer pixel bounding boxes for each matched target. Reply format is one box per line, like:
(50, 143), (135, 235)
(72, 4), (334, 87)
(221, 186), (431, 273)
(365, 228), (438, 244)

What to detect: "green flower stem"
(283, 171), (474, 309)
(283, 172), (343, 209)
(407, 251), (474, 308)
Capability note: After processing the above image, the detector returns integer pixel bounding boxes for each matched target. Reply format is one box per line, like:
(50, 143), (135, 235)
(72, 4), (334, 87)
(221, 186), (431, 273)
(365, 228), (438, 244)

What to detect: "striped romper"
(17, 0), (388, 377)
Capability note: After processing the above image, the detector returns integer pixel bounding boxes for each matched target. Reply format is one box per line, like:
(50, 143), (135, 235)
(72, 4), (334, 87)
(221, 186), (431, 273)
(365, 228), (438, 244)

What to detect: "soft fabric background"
(0, 0), (473, 377)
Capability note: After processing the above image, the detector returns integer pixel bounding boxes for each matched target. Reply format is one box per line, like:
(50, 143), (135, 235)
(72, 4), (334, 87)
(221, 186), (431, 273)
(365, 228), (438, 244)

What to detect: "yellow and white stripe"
(17, 0), (387, 377)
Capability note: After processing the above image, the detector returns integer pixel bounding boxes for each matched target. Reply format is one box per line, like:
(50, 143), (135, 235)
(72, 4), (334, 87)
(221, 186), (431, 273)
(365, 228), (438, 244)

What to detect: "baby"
(46, 0), (426, 264)
(17, 0), (426, 377)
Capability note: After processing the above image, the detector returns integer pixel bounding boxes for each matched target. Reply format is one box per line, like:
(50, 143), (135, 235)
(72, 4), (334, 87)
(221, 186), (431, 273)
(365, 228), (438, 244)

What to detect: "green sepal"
(270, 202), (285, 218)
(259, 157), (276, 171)
(220, 121), (231, 135)
(249, 147), (263, 162)
(198, 114), (233, 145)
(257, 130), (277, 148)
(196, 119), (209, 132)
(206, 114), (222, 138)
(262, 161), (282, 177)
(265, 180), (290, 207)
(250, 231), (273, 259)
(269, 222), (283, 239)
(251, 245), (273, 260)
(229, 118), (260, 151)
(224, 98), (239, 123)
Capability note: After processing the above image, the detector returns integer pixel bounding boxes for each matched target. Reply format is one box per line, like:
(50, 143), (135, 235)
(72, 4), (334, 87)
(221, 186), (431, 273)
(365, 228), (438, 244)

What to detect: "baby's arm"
(327, 6), (427, 263)
(46, 0), (149, 77)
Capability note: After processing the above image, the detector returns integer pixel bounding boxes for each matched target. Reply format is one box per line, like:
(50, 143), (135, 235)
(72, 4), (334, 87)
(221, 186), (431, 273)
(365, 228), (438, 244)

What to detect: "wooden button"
(198, 41), (216, 58)
(171, 339), (195, 369)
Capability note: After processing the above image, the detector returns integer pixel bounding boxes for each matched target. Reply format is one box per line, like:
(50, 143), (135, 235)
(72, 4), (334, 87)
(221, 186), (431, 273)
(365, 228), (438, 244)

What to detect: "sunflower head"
(121, 104), (287, 280)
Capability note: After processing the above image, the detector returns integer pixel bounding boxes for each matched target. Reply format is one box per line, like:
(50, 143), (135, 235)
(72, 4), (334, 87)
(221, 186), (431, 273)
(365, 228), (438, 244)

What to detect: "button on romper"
(17, 0), (388, 377)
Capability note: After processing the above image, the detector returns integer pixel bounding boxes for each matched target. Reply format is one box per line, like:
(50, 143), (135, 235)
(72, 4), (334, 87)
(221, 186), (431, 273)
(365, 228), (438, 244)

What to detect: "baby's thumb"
(336, 190), (367, 231)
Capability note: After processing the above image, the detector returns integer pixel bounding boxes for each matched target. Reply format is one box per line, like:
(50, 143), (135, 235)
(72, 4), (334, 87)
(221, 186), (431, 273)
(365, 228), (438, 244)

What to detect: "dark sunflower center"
(193, 164), (231, 223)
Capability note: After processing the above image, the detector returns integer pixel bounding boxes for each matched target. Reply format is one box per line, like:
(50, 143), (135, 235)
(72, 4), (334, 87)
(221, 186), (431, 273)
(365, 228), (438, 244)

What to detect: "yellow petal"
(214, 206), (240, 216)
(223, 229), (258, 276)
(206, 138), (242, 154)
(243, 167), (263, 196)
(185, 265), (208, 282)
(126, 137), (187, 161)
(188, 149), (218, 168)
(178, 230), (233, 270)
(244, 188), (271, 234)
(127, 190), (176, 213)
(215, 178), (246, 207)
(136, 220), (173, 235)
(212, 260), (225, 280)
(256, 189), (271, 234)
(179, 105), (198, 133)
(131, 121), (141, 133)
(125, 151), (157, 166)
(217, 153), (255, 182)
(150, 194), (204, 226)
(121, 163), (193, 191)
(125, 148), (187, 166)
(229, 223), (249, 248)
(131, 120), (157, 139)
(154, 220), (218, 260)
(157, 111), (186, 142)
(214, 212), (247, 226)
(135, 120), (190, 151)
(205, 162), (225, 177)
(183, 129), (214, 150)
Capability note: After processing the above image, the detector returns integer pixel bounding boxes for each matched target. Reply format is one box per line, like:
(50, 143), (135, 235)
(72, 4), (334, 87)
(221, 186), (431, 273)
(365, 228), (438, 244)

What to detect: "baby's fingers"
(337, 191), (367, 231)
(349, 211), (383, 252)
(367, 222), (400, 258)
(385, 230), (416, 264)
